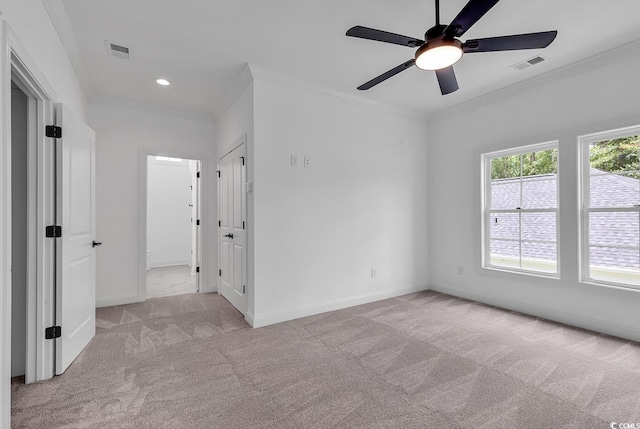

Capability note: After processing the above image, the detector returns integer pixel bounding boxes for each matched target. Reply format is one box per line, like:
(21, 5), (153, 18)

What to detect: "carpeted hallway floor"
(147, 265), (197, 299)
(11, 291), (640, 428)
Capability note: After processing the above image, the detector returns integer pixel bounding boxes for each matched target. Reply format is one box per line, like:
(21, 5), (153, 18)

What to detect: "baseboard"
(251, 285), (428, 328)
(245, 311), (255, 328)
(199, 282), (218, 294)
(95, 294), (141, 308)
(429, 284), (640, 343)
(149, 261), (191, 269)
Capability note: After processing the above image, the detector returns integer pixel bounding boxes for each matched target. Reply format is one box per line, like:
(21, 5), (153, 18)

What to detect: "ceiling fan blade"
(435, 66), (459, 95)
(357, 60), (416, 90)
(346, 26), (424, 48)
(463, 31), (558, 52)
(444, 0), (500, 38)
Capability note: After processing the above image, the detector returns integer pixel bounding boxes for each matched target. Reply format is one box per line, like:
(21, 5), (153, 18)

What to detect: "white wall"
(251, 75), (430, 327)
(0, 0), (87, 119)
(428, 41), (640, 342)
(10, 85), (27, 378)
(89, 102), (216, 306)
(147, 157), (192, 267)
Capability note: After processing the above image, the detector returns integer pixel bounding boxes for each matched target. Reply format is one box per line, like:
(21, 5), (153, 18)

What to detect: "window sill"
(579, 278), (640, 294)
(482, 264), (560, 281)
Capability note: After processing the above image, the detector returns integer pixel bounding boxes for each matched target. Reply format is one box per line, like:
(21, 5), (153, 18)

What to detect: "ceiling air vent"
(105, 41), (131, 60)
(511, 55), (547, 71)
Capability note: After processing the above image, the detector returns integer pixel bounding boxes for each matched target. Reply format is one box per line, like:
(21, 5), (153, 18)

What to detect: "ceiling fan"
(346, 0), (557, 94)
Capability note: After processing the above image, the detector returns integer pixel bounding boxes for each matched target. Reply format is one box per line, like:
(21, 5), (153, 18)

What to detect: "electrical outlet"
(371, 268), (376, 279)
(457, 265), (464, 275)
(304, 156), (311, 168)
(290, 155), (298, 167)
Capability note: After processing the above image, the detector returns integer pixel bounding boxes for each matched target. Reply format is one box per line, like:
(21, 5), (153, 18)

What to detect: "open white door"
(219, 144), (247, 315)
(55, 104), (96, 374)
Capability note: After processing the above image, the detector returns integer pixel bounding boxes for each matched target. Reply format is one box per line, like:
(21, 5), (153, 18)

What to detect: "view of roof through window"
(487, 135), (640, 287)
(487, 147), (558, 274)
(585, 135), (640, 286)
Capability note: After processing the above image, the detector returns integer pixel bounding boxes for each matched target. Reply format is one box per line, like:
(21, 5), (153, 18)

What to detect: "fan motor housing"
(425, 24), (447, 42)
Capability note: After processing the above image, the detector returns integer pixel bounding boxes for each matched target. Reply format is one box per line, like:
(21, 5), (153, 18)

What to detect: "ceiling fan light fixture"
(415, 39), (463, 71)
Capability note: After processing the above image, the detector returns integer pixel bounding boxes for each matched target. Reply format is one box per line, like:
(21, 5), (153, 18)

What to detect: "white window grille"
(482, 142), (559, 276)
(580, 125), (640, 289)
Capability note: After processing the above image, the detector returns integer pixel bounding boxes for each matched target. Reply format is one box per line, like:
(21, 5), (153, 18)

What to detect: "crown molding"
(429, 37), (640, 123)
(248, 64), (429, 124)
(41, 0), (95, 99)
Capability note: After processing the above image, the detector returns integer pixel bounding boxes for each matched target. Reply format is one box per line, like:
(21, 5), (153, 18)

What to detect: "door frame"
(1, 20), (58, 426)
(217, 135), (248, 314)
(137, 149), (212, 301)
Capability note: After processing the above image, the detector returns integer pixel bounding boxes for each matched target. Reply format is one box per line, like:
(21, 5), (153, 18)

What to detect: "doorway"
(218, 142), (247, 315)
(145, 155), (201, 298)
(7, 48), (60, 383)
(10, 79), (29, 383)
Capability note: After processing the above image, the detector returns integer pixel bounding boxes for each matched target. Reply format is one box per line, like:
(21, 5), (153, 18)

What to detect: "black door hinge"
(217, 170), (220, 178)
(243, 285), (246, 294)
(45, 326), (61, 339)
(219, 269), (222, 277)
(45, 125), (62, 138)
(196, 267), (200, 273)
(197, 171), (200, 178)
(196, 219), (200, 226)
(45, 225), (62, 238)
(243, 221), (245, 230)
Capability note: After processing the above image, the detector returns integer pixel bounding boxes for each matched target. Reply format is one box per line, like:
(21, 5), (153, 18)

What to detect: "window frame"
(579, 125), (640, 290)
(481, 141), (560, 277)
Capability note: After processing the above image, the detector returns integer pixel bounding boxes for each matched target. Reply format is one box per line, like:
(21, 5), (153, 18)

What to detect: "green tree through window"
(491, 149), (557, 180)
(590, 136), (639, 177)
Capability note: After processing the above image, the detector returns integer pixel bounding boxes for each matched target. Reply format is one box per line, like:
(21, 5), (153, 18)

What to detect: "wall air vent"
(105, 41), (131, 60)
(511, 55), (547, 71)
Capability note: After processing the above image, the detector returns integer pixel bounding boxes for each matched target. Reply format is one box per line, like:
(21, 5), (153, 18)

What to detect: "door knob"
(92, 240), (102, 248)
(224, 233), (234, 239)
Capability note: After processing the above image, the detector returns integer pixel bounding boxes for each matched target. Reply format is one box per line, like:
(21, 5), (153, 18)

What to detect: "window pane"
(589, 212), (639, 247)
(522, 241), (557, 273)
(491, 181), (520, 210)
(589, 172), (640, 208)
(490, 239), (519, 268)
(491, 155), (521, 180)
(522, 212), (556, 243)
(589, 136), (639, 174)
(522, 175), (557, 209)
(490, 213), (519, 240)
(522, 149), (558, 177)
(484, 143), (559, 276)
(589, 246), (640, 286)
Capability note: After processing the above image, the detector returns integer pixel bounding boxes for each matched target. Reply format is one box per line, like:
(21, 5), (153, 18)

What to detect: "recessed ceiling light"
(156, 78), (171, 86)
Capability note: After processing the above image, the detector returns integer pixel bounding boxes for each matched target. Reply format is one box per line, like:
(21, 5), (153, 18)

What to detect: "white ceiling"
(58, 0), (640, 120)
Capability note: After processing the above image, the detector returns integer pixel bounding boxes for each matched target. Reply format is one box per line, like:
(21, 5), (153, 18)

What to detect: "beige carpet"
(11, 291), (640, 428)
(147, 265), (196, 299)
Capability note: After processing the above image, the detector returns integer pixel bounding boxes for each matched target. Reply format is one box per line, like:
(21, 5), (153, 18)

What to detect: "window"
(482, 142), (559, 275)
(580, 126), (640, 289)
